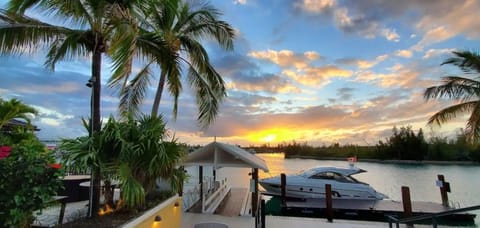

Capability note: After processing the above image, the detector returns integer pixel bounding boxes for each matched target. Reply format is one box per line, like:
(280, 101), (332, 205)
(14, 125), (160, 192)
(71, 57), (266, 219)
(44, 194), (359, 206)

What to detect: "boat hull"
(260, 176), (386, 200)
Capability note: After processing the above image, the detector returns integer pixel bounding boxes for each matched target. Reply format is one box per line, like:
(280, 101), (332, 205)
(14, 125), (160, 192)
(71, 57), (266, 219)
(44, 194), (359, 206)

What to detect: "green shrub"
(0, 134), (63, 227)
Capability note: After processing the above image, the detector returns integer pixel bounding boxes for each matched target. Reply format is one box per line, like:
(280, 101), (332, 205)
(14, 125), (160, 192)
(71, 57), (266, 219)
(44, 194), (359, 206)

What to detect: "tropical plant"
(60, 114), (185, 210)
(0, 119), (62, 227)
(424, 50), (480, 142)
(0, 143), (63, 228)
(110, 0), (235, 128)
(0, 97), (38, 129)
(0, 0), (148, 216)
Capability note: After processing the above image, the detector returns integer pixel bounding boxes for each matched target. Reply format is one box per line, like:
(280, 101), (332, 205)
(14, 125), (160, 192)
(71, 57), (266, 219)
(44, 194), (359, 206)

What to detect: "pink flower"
(0, 146), (11, 159)
(48, 163), (62, 169)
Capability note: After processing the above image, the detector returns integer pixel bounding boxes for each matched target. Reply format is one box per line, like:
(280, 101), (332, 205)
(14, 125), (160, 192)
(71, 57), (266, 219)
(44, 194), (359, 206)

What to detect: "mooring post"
(178, 166), (184, 197)
(281, 173), (286, 206)
(325, 184), (333, 222)
(401, 186), (413, 218)
(261, 199), (266, 228)
(252, 168), (259, 217)
(437, 174), (449, 207)
(199, 166), (203, 204)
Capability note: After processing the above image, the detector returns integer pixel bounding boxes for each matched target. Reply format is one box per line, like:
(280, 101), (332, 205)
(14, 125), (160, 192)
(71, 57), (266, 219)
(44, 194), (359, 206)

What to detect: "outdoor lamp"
(86, 77), (96, 88)
(154, 215), (162, 222)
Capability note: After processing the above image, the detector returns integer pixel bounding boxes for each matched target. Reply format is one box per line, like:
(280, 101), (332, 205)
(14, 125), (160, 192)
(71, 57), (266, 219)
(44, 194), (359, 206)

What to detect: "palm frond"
(118, 61), (154, 118)
(187, 66), (222, 128)
(442, 51), (480, 74)
(464, 102), (480, 143)
(108, 9), (140, 89)
(178, 2), (235, 50)
(427, 101), (477, 125)
(0, 10), (69, 54)
(164, 56), (183, 119)
(44, 30), (91, 70)
(424, 76), (480, 102)
(7, 0), (40, 14)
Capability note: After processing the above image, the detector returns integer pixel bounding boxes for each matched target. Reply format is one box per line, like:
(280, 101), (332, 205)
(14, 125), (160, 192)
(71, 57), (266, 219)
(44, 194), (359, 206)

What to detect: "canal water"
(185, 153), (480, 226)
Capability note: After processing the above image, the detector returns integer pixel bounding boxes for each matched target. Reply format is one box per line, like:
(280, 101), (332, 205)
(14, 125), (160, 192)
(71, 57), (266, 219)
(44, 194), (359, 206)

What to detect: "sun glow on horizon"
(247, 128), (294, 144)
(262, 134), (277, 142)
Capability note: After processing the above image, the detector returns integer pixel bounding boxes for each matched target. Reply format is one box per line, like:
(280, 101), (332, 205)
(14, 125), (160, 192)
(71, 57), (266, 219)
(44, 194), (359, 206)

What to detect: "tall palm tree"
(0, 97), (38, 129)
(424, 50), (480, 142)
(0, 0), (142, 217)
(110, 0), (235, 128)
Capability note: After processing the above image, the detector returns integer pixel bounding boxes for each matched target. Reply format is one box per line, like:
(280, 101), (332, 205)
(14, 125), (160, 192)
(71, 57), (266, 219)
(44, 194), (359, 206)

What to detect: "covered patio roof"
(183, 142), (269, 172)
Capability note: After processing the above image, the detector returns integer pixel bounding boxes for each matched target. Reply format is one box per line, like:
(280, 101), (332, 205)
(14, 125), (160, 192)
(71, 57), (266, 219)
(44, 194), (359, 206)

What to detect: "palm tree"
(61, 115), (186, 209)
(424, 50), (480, 142)
(0, 0), (142, 217)
(0, 97), (38, 129)
(110, 0), (235, 128)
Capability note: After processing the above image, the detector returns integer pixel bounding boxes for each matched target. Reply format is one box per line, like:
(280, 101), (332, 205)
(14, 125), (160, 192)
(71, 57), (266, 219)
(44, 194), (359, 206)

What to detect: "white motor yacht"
(259, 166), (387, 200)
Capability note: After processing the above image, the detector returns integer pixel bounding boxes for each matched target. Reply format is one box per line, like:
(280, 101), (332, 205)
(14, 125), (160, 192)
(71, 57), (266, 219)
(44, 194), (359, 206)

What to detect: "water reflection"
(184, 153), (480, 225)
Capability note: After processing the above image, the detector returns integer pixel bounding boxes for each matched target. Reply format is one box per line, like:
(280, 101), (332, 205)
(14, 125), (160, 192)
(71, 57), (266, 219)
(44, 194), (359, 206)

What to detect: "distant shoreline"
(285, 155), (480, 166)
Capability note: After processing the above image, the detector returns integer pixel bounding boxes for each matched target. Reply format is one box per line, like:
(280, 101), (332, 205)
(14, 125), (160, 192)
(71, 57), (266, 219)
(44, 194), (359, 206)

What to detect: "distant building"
(1, 119), (40, 133)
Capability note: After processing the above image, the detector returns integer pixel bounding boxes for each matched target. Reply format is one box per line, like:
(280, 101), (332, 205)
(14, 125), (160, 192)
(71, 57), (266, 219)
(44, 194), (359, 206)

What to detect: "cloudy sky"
(1, 0), (479, 146)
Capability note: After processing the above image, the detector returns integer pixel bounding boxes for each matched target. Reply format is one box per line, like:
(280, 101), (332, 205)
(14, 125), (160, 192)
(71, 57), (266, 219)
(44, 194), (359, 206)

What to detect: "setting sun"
(262, 134), (277, 142)
(246, 129), (295, 144)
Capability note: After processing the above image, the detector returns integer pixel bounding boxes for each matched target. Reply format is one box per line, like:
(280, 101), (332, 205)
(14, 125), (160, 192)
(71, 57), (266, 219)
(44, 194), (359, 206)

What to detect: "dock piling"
(252, 168), (259, 217)
(325, 184), (333, 222)
(280, 173), (286, 206)
(437, 175), (449, 207)
(401, 186), (413, 218)
(199, 166), (203, 203)
(401, 186), (414, 227)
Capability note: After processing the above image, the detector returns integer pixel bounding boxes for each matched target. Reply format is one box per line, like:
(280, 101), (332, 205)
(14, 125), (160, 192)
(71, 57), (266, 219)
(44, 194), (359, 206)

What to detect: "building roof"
(183, 142), (269, 172)
(1, 119), (40, 132)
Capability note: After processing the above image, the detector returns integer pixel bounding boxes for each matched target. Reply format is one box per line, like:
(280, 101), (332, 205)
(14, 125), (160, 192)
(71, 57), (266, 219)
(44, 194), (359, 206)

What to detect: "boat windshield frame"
(297, 167), (364, 184)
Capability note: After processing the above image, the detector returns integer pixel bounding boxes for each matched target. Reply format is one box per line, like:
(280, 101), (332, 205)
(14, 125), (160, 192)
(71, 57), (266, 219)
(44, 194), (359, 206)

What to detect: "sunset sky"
(1, 0), (480, 146)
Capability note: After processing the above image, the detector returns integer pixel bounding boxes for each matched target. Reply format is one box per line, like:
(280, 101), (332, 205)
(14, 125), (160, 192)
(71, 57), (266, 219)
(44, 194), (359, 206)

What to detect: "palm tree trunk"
(151, 71), (167, 117)
(90, 47), (102, 218)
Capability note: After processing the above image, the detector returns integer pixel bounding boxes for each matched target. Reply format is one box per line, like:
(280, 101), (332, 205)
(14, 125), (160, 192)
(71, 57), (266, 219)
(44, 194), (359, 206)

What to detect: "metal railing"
(182, 183), (201, 211)
(387, 204), (480, 228)
(255, 198), (266, 228)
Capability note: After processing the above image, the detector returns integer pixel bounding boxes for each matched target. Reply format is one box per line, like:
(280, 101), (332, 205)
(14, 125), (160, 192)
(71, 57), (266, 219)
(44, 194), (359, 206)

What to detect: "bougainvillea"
(0, 136), (63, 227)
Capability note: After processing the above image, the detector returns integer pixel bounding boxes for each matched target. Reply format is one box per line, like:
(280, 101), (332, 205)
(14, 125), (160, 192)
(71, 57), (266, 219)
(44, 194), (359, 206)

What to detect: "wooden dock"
(264, 173), (477, 226)
(216, 188), (249, 216)
(285, 199), (449, 213)
(278, 198), (475, 225)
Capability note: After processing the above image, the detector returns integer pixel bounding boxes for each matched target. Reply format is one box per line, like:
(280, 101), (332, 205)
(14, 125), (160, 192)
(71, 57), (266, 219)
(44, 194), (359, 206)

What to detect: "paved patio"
(181, 212), (395, 228)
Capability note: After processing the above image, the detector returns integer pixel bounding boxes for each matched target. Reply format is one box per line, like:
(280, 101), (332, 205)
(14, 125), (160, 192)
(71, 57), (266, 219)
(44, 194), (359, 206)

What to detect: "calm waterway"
(186, 153), (480, 226)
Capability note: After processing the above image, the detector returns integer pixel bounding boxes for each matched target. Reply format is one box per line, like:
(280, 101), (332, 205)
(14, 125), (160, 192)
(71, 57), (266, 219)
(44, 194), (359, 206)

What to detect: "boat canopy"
(183, 142), (269, 172)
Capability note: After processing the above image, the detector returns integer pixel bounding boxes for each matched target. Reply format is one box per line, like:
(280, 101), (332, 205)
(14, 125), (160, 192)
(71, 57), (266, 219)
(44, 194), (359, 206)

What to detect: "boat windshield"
(300, 170), (359, 183)
(297, 169), (316, 177)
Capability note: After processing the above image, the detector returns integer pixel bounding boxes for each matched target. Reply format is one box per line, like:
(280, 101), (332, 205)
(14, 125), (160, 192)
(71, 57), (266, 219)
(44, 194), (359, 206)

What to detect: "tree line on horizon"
(252, 125), (480, 162)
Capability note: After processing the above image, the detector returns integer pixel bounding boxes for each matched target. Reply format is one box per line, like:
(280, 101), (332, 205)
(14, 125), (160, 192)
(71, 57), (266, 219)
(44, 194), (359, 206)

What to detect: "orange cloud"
(287, 65), (352, 85)
(413, 26), (454, 51)
(296, 0), (336, 13)
(395, 49), (413, 58)
(248, 49), (320, 69)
